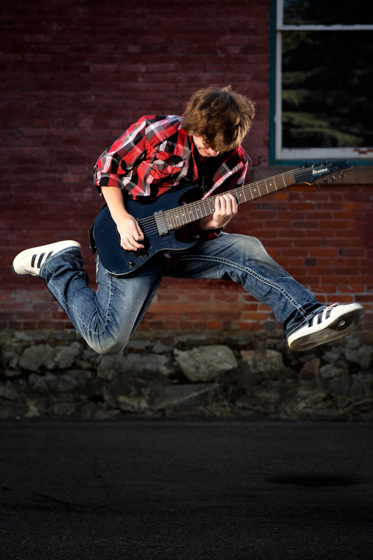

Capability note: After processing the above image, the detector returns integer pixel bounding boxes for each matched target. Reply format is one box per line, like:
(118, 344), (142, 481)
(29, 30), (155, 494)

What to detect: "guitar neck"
(163, 168), (298, 231)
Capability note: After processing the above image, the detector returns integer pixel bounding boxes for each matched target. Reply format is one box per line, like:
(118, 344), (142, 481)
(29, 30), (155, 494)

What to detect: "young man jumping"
(13, 86), (365, 354)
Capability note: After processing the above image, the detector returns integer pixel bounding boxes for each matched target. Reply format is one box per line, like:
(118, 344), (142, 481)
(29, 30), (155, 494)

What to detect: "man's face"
(192, 135), (220, 159)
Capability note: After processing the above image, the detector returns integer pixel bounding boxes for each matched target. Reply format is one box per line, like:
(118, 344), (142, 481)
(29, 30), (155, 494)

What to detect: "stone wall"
(1, 329), (372, 420)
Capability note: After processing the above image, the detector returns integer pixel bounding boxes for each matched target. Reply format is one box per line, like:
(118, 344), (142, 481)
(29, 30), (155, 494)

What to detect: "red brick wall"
(1, 1), (372, 333)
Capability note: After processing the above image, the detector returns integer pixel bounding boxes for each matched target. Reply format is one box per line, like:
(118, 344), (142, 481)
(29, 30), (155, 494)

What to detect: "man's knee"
(228, 233), (268, 258)
(89, 337), (128, 356)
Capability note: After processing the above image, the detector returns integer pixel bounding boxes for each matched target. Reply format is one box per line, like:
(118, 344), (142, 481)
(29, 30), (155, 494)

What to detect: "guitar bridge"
(154, 211), (168, 236)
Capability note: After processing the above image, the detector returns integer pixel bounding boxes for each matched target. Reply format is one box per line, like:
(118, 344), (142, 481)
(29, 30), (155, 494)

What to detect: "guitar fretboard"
(163, 169), (297, 230)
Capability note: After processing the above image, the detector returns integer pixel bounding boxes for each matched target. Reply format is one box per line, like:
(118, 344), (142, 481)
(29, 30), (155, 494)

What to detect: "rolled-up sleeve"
(93, 116), (148, 195)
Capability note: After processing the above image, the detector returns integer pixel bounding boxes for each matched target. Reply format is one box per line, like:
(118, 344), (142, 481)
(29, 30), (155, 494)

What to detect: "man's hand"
(199, 193), (238, 231)
(101, 186), (144, 251)
(117, 215), (144, 251)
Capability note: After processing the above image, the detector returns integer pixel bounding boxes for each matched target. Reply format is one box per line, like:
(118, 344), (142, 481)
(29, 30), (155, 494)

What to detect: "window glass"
(282, 31), (373, 149)
(284, 0), (373, 26)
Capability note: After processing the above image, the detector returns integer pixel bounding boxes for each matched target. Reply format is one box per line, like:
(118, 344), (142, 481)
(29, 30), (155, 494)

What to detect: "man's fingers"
(121, 236), (144, 251)
(215, 194), (238, 215)
(120, 228), (145, 251)
(134, 224), (145, 240)
(117, 217), (145, 250)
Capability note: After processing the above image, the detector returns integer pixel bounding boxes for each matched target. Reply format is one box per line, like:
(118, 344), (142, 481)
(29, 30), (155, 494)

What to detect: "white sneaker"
(13, 240), (81, 277)
(288, 303), (365, 351)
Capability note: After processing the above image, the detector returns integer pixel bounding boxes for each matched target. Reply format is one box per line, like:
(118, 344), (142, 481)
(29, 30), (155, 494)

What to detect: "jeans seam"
(43, 252), (114, 347)
(179, 254), (310, 321)
(77, 271), (115, 344)
(102, 269), (114, 335)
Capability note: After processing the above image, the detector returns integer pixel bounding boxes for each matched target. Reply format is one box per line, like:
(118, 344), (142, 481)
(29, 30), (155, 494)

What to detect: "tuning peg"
(339, 171), (344, 179)
(316, 183), (321, 188)
(323, 178), (328, 184)
(332, 175), (336, 182)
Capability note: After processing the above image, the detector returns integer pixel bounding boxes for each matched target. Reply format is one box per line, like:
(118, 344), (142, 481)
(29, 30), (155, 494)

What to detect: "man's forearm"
(101, 186), (145, 250)
(101, 186), (130, 226)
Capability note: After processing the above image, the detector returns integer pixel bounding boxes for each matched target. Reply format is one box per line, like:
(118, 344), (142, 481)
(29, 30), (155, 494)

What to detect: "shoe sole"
(289, 307), (365, 351)
(13, 241), (81, 276)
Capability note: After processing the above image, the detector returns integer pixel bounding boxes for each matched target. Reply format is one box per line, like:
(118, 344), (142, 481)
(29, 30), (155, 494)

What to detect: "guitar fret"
(96, 161), (351, 278)
(251, 183), (258, 199)
(163, 167), (311, 232)
(237, 187), (246, 203)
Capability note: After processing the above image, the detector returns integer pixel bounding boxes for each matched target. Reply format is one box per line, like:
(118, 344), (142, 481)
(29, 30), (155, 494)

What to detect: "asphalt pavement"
(0, 418), (372, 560)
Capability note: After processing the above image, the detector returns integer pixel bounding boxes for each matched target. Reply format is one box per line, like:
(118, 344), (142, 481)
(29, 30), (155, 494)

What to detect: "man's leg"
(13, 241), (165, 354)
(166, 233), (364, 350)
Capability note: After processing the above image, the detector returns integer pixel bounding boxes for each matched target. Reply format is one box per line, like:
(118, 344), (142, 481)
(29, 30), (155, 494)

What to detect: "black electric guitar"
(92, 161), (352, 277)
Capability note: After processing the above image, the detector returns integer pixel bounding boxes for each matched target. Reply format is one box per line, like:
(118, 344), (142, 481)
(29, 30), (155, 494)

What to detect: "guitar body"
(92, 161), (352, 277)
(93, 183), (199, 277)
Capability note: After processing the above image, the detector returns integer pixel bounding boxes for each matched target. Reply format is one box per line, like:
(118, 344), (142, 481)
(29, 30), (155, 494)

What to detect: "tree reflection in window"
(282, 30), (373, 149)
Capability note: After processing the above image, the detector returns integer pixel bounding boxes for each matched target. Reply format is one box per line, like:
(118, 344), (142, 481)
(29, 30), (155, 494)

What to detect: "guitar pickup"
(154, 211), (168, 236)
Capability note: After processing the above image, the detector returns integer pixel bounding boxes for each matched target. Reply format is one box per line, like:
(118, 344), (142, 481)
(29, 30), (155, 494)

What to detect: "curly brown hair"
(181, 85), (255, 152)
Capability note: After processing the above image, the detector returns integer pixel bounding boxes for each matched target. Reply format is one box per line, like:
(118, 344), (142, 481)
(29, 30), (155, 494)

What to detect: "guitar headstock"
(295, 161), (353, 185)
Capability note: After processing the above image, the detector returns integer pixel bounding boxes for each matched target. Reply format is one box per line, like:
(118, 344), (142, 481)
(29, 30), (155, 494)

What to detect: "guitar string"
(136, 166), (333, 234)
(137, 169), (297, 233)
(137, 173), (285, 228)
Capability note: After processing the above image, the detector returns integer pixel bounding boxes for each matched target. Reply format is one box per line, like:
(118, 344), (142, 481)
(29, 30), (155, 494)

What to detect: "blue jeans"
(40, 233), (324, 354)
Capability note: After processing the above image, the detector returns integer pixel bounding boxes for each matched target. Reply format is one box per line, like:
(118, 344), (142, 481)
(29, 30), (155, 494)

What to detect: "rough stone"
(152, 341), (172, 354)
(50, 402), (77, 417)
(151, 384), (219, 410)
(117, 394), (149, 412)
(257, 380), (282, 407)
(0, 381), (21, 402)
(344, 336), (361, 350)
(293, 390), (331, 415)
(29, 372), (83, 394)
(241, 349), (284, 378)
(53, 342), (81, 369)
(299, 358), (320, 381)
(28, 373), (51, 393)
(173, 334), (208, 344)
(19, 344), (56, 371)
(19, 342), (81, 372)
(328, 373), (352, 396)
(97, 355), (126, 380)
(12, 330), (49, 342)
(97, 353), (173, 380)
(322, 350), (343, 364)
(344, 344), (373, 370)
(126, 339), (152, 351)
(174, 345), (237, 382)
(319, 364), (343, 379)
(349, 373), (373, 398)
(1, 329), (373, 419)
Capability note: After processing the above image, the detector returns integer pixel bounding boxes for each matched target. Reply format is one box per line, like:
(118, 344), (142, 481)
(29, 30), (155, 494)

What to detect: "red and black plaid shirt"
(93, 115), (250, 242)
(93, 115), (249, 200)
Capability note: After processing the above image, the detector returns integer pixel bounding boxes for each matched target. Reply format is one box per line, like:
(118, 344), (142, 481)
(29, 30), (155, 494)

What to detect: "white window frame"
(275, 0), (373, 161)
